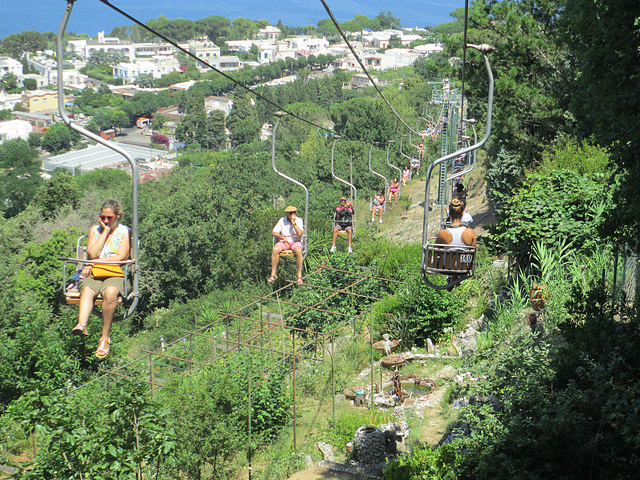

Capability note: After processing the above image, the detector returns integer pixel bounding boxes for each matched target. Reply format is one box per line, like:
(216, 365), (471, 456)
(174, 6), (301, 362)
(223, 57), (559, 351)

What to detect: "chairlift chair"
(271, 112), (309, 261)
(60, 236), (138, 318)
(368, 144), (389, 213)
(330, 138), (357, 240)
(421, 44), (495, 291)
(399, 135), (414, 182)
(56, 0), (140, 319)
(385, 140), (402, 200)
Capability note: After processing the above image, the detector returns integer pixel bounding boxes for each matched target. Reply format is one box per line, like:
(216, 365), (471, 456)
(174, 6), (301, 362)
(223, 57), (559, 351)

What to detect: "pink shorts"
(275, 241), (302, 252)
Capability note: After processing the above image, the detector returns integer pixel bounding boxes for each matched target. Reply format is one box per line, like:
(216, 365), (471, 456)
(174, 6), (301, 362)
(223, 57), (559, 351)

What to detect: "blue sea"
(2, 0), (463, 40)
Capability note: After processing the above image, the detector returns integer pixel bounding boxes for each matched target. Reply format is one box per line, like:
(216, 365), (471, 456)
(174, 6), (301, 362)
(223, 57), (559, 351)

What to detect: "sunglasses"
(99, 215), (116, 221)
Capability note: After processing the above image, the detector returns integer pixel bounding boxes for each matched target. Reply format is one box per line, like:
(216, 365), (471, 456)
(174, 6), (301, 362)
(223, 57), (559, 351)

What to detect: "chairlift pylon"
(385, 140), (402, 199)
(399, 135), (414, 182)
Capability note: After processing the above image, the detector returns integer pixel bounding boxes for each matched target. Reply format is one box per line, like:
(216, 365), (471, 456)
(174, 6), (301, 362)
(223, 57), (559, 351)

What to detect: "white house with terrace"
(113, 57), (181, 83)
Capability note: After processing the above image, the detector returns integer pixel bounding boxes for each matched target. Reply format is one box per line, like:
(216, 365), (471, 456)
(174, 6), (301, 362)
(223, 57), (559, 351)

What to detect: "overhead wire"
(96, 0), (452, 148)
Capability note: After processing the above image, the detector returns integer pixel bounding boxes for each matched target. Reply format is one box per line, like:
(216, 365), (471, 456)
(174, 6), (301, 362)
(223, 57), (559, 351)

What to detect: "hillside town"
(1, 20), (444, 175)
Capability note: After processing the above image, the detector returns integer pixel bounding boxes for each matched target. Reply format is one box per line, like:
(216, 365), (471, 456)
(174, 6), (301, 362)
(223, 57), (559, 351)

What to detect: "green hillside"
(1, 1), (640, 478)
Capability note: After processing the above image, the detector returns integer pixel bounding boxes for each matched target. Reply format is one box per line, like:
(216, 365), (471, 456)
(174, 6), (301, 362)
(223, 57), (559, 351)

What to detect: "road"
(113, 126), (153, 147)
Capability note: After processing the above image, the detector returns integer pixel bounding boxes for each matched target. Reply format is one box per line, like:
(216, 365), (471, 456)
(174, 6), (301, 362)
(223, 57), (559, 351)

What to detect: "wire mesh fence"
(70, 265), (402, 456)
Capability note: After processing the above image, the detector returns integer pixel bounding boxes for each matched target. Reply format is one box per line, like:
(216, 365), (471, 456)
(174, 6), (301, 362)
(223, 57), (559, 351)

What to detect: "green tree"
(203, 110), (226, 150)
(33, 169), (81, 218)
(161, 368), (245, 479)
(375, 11), (401, 30)
(491, 169), (612, 264)
(1, 73), (18, 91)
(110, 109), (130, 133)
(41, 121), (81, 153)
(136, 72), (154, 88)
(462, 0), (572, 166)
(330, 97), (394, 143)
(560, 0), (640, 249)
(0, 138), (42, 217)
(0, 31), (47, 59)
(184, 65), (201, 81)
(152, 113), (167, 131)
(8, 381), (177, 478)
(27, 131), (41, 149)
(226, 93), (260, 145)
(23, 78), (37, 90)
(196, 15), (231, 45)
(14, 229), (79, 308)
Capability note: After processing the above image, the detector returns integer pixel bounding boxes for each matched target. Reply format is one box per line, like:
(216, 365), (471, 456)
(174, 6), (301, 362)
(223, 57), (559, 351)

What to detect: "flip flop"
(267, 275), (277, 283)
(71, 324), (89, 337)
(95, 339), (110, 359)
(297, 276), (304, 285)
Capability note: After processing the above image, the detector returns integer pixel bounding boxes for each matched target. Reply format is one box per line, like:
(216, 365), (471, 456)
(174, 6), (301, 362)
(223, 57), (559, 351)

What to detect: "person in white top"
(71, 199), (131, 359)
(269, 205), (305, 285)
(437, 198), (476, 247)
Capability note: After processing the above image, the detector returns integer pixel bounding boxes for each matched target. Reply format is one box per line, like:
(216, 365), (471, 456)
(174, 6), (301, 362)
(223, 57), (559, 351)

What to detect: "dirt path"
(379, 167), (495, 243)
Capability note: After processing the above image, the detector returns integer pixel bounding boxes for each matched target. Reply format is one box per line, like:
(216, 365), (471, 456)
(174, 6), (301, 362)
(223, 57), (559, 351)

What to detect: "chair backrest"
(425, 244), (475, 275)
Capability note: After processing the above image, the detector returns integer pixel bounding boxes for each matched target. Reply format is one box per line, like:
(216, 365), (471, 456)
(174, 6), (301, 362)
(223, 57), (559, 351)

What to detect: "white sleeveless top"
(445, 225), (467, 247)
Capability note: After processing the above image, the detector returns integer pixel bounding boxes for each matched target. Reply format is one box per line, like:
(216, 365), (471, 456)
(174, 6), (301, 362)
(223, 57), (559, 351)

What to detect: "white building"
(225, 40), (255, 53)
(204, 96), (233, 116)
(19, 73), (47, 89)
(257, 26), (281, 41)
(0, 120), (33, 143)
(380, 48), (421, 69)
(113, 57), (181, 83)
(257, 44), (278, 64)
(0, 92), (23, 111)
(366, 31), (422, 49)
(349, 74), (384, 90)
(413, 43), (445, 56)
(0, 57), (22, 78)
(134, 43), (177, 57)
(189, 41), (221, 70)
(47, 68), (87, 87)
(214, 56), (242, 71)
(68, 32), (135, 62)
(254, 36), (331, 64)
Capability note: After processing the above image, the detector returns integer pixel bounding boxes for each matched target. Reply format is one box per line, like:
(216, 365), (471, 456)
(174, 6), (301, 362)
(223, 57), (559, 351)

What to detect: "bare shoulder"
(462, 227), (477, 247)
(435, 229), (453, 245)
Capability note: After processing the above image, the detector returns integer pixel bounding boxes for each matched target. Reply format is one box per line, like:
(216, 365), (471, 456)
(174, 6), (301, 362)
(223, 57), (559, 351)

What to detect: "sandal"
(71, 324), (89, 337)
(95, 338), (110, 359)
(297, 276), (304, 286)
(267, 275), (277, 283)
